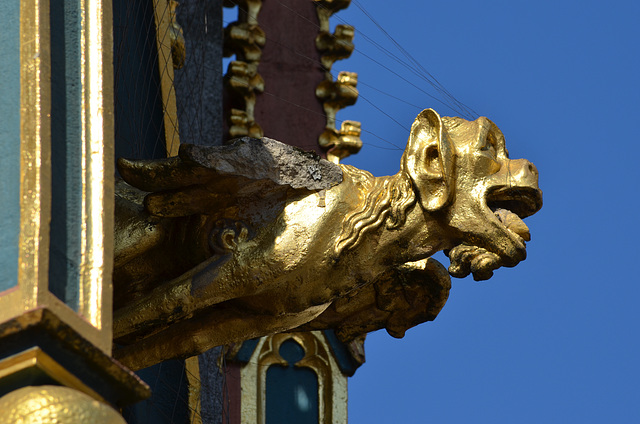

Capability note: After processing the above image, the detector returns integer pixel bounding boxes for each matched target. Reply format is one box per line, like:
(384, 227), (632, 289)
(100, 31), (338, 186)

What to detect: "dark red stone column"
(254, 0), (327, 157)
(222, 362), (242, 424)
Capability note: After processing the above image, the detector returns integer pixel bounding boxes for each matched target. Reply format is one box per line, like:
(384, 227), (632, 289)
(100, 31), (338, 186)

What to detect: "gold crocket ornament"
(112, 109), (542, 370)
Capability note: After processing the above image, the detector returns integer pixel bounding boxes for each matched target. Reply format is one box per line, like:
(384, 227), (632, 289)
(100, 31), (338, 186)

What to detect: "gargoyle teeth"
(494, 208), (531, 241)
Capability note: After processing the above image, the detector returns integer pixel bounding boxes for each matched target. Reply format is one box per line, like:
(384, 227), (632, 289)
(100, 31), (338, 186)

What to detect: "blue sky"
(334, 1), (639, 422)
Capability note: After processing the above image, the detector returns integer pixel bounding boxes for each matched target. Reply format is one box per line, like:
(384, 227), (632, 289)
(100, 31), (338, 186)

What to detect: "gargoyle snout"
(507, 159), (539, 189)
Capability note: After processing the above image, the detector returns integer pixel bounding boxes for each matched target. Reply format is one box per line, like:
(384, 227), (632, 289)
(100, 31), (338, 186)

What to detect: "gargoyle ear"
(401, 109), (454, 212)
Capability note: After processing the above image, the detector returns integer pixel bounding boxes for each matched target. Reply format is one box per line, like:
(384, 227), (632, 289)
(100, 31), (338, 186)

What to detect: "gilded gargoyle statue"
(112, 109), (542, 370)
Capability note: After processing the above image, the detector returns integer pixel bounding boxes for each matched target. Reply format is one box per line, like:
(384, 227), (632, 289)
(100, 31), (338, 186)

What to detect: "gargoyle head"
(402, 109), (543, 280)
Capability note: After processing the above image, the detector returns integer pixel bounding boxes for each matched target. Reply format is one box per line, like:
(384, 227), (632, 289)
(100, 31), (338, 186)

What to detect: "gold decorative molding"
(223, 0), (264, 140)
(224, 0), (263, 26)
(79, 0), (115, 337)
(314, 0), (351, 33)
(18, 0), (51, 314)
(317, 120), (363, 164)
(226, 61), (265, 138)
(316, 72), (362, 162)
(332, 120), (362, 161)
(238, 332), (347, 424)
(224, 21), (266, 62)
(316, 71), (358, 123)
(228, 108), (262, 138)
(313, 1), (361, 162)
(226, 61), (265, 96)
(316, 24), (354, 71)
(0, 0), (153, 415)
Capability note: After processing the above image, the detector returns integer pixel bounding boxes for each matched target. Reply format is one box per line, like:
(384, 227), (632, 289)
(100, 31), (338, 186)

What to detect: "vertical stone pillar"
(174, 0), (224, 147)
(0, 0), (149, 420)
(252, 0), (327, 155)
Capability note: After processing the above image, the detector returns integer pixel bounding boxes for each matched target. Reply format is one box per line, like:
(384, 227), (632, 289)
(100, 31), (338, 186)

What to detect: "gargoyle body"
(112, 109), (542, 370)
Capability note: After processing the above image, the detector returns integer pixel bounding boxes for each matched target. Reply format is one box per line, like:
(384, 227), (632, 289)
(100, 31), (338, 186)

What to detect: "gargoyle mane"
(335, 163), (416, 254)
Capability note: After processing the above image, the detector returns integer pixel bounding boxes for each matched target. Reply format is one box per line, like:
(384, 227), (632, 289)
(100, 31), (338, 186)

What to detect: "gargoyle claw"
(447, 244), (501, 281)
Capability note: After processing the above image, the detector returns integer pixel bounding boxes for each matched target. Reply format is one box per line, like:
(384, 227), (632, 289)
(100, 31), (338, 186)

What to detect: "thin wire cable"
(351, 0), (478, 118)
(220, 22), (412, 139)
(317, 2), (463, 114)
(276, 0), (465, 115)
(357, 79), (424, 111)
(312, 0), (476, 118)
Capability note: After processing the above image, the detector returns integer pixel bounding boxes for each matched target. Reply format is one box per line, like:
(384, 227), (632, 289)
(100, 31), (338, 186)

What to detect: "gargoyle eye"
(481, 134), (497, 157)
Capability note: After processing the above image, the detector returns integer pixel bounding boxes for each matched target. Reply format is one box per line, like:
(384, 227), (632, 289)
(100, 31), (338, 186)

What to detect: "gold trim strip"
(19, 0), (52, 310)
(185, 356), (203, 424)
(153, 0), (181, 157)
(78, 0), (115, 352)
(18, 0), (51, 310)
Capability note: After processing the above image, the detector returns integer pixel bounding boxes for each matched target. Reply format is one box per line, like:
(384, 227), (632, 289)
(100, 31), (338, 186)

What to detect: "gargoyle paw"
(447, 244), (501, 281)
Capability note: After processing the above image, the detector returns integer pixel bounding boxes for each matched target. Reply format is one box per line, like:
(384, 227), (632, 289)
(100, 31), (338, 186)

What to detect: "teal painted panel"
(48, 0), (82, 310)
(0, 0), (21, 292)
(266, 340), (319, 424)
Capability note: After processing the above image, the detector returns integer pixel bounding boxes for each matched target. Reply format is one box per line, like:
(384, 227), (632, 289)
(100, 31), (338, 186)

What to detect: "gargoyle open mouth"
(487, 185), (543, 243)
(447, 185), (543, 281)
(486, 186), (543, 219)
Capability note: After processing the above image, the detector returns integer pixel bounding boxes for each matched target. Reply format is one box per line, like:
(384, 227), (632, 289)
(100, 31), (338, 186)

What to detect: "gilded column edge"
(18, 0), (52, 310)
(77, 0), (115, 353)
